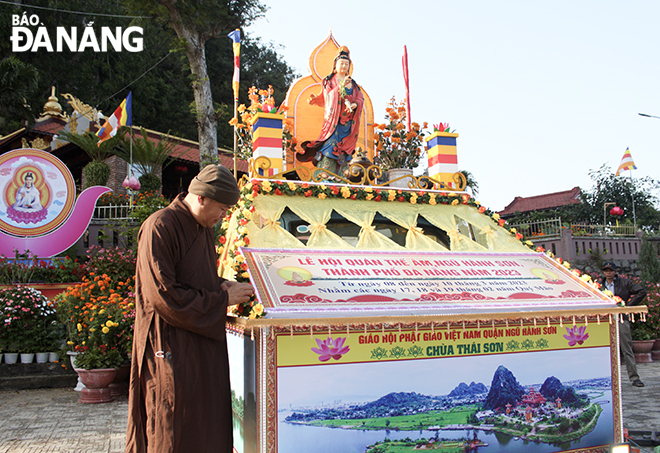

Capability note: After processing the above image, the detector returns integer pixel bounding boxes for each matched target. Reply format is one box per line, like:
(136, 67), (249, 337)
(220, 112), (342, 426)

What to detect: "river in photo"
(277, 399), (613, 453)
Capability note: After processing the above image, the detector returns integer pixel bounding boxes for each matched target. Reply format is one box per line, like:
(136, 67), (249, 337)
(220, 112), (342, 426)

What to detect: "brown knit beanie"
(188, 165), (240, 205)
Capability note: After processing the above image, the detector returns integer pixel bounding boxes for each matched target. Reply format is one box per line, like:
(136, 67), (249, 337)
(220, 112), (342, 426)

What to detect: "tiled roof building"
(499, 187), (581, 218)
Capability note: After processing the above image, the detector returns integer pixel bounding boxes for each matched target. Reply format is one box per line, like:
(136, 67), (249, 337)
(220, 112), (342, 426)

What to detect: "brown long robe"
(126, 194), (233, 453)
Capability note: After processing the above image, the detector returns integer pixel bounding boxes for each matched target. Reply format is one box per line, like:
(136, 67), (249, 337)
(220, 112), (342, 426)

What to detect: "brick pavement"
(0, 361), (658, 452)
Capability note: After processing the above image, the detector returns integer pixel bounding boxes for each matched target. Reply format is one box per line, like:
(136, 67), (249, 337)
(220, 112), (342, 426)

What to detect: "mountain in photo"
(448, 381), (488, 398)
(539, 376), (588, 408)
(362, 392), (437, 412)
(483, 365), (525, 410)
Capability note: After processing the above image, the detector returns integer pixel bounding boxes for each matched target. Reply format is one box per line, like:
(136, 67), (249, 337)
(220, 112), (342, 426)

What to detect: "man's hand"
(222, 281), (255, 306)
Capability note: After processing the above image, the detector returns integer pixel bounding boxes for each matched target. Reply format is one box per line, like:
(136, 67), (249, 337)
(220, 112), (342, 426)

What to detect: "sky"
(247, 0), (660, 212)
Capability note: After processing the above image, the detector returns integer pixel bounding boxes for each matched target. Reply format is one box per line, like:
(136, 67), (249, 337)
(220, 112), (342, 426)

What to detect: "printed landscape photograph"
(276, 347), (614, 453)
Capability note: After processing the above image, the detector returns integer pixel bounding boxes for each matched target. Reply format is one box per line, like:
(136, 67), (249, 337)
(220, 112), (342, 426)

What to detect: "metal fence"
(93, 205), (136, 220)
(507, 218), (564, 239)
(508, 218), (638, 240)
(570, 223), (637, 237)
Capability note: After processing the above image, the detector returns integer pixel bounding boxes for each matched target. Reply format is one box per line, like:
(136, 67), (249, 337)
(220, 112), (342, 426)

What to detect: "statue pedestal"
(251, 112), (284, 178)
(426, 131), (459, 189)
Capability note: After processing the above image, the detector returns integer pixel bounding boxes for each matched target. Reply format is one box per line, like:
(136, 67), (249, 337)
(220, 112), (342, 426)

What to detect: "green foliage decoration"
(139, 174), (162, 193)
(82, 160), (112, 188)
(639, 238), (660, 284)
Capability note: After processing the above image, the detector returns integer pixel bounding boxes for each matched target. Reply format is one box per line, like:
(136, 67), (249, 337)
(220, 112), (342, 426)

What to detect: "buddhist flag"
(228, 29), (240, 100)
(96, 92), (132, 146)
(616, 147), (637, 176)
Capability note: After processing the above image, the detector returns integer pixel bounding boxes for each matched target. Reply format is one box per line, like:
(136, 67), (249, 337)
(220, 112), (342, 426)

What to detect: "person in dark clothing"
(126, 164), (255, 452)
(599, 261), (647, 387)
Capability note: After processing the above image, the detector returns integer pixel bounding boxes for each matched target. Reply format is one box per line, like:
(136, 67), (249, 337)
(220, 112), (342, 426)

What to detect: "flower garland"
(217, 196), (264, 320)
(218, 179), (630, 317)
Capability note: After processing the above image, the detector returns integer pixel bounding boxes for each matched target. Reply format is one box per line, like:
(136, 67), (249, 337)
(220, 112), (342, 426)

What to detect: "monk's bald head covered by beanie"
(188, 164), (241, 206)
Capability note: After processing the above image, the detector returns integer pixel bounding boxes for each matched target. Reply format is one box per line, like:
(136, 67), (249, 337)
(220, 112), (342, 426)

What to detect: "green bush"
(138, 173), (161, 193)
(83, 160), (111, 188)
(639, 239), (660, 284)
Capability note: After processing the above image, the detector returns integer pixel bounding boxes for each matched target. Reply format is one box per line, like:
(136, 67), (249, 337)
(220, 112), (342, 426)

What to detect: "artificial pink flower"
(563, 326), (589, 346)
(128, 176), (141, 190)
(311, 336), (350, 362)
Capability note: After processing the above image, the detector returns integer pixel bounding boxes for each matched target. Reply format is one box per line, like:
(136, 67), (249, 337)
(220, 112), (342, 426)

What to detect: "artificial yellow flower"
(318, 193), (327, 200)
(451, 199), (459, 206)
(102, 327), (110, 334)
(341, 187), (351, 198)
(106, 320), (114, 328)
(77, 323), (82, 332)
(252, 304), (264, 317)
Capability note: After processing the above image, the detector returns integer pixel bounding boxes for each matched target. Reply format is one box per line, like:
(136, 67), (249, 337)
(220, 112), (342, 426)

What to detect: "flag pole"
(233, 100), (238, 178)
(130, 125), (134, 207)
(402, 45), (411, 132)
(630, 168), (636, 230)
(228, 29), (241, 179)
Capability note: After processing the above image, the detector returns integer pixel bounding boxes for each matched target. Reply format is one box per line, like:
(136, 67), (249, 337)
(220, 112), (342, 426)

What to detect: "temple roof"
(499, 187), (581, 217)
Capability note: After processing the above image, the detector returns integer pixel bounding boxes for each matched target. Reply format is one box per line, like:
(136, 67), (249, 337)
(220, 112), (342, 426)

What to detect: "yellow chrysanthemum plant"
(55, 273), (135, 369)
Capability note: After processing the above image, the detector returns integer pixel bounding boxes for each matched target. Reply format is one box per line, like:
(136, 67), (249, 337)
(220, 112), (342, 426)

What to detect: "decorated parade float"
(221, 33), (646, 453)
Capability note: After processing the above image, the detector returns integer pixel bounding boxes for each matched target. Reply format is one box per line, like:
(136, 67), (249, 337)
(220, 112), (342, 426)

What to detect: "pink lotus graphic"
(311, 336), (350, 362)
(563, 326), (589, 346)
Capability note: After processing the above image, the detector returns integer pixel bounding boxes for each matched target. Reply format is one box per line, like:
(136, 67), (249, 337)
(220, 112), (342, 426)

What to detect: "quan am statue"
(298, 46), (364, 176)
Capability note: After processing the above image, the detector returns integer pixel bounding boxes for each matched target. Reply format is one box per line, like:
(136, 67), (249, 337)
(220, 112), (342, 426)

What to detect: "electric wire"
(0, 0), (151, 19)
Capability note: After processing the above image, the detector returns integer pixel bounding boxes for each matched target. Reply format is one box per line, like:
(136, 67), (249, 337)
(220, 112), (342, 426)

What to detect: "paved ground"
(0, 362), (659, 452)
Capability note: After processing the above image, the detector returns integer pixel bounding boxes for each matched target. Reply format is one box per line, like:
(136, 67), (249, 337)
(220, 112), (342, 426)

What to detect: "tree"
(639, 238), (660, 283)
(0, 56), (40, 133)
(577, 164), (660, 231)
(1, 1), (295, 149)
(57, 130), (123, 188)
(459, 169), (479, 198)
(115, 128), (179, 192)
(122, 0), (267, 164)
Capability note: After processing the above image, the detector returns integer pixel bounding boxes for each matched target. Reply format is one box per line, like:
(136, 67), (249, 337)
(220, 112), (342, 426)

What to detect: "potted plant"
(0, 285), (54, 363)
(373, 96), (428, 187)
(55, 255), (135, 402)
(630, 322), (655, 363)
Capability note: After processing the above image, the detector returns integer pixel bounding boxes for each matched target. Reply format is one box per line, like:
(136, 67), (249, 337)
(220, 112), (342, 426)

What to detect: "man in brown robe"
(126, 165), (254, 453)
